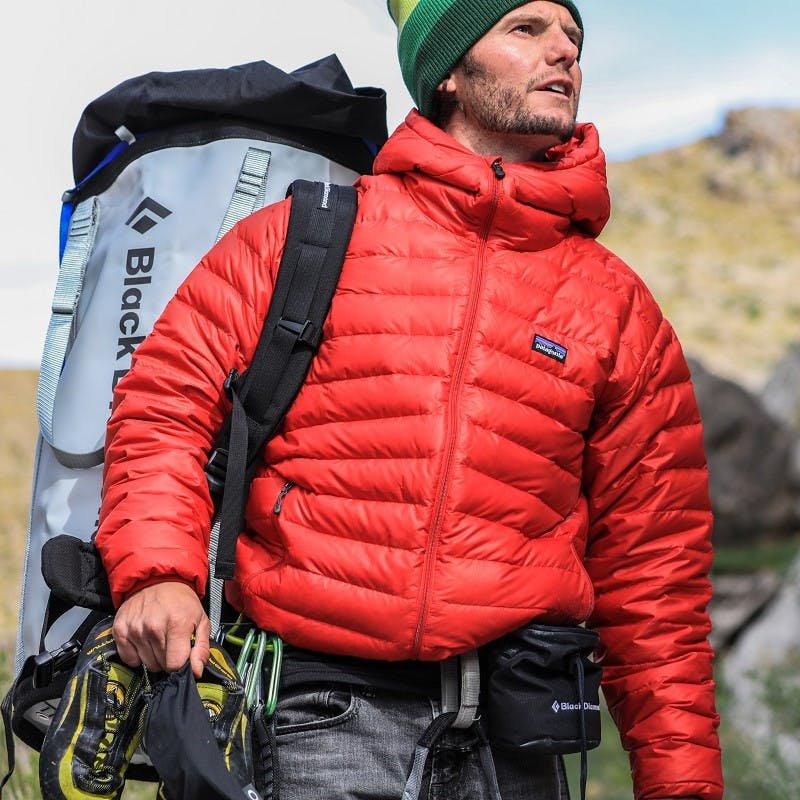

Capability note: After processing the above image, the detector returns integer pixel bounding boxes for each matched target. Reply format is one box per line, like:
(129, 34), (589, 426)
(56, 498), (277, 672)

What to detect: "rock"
(708, 572), (782, 652)
(722, 554), (800, 764)
(688, 358), (800, 543)
(762, 343), (800, 431)
(713, 107), (800, 178)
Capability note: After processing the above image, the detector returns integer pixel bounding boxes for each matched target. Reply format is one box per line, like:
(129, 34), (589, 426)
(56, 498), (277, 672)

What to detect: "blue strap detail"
(58, 200), (75, 263)
(58, 139), (132, 260)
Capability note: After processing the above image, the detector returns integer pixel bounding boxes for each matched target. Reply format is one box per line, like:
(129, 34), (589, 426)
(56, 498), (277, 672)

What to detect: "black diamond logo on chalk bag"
(125, 197), (172, 235)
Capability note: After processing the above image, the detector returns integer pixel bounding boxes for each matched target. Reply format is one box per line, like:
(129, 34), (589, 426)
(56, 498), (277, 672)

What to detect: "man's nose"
(544, 28), (579, 66)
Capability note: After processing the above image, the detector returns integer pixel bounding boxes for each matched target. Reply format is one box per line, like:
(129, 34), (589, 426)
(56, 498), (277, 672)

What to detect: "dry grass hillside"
(0, 370), (37, 640)
(601, 107), (800, 391)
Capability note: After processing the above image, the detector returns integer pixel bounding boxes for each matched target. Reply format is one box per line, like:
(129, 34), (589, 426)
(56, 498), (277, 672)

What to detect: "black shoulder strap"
(208, 180), (358, 580)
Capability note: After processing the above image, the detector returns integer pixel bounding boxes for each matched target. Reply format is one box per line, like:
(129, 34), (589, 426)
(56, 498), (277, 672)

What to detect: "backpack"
(3, 54), (382, 784)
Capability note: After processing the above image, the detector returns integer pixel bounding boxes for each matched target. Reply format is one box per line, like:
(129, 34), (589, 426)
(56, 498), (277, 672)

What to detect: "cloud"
(581, 47), (800, 158)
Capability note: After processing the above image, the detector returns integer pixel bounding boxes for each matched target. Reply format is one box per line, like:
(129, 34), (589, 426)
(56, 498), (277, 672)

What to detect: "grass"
(0, 370), (38, 641)
(563, 708), (633, 800)
(712, 535), (800, 576)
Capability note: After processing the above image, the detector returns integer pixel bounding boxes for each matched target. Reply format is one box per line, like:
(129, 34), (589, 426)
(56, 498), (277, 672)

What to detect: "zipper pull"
(273, 481), (295, 514)
(491, 159), (506, 179)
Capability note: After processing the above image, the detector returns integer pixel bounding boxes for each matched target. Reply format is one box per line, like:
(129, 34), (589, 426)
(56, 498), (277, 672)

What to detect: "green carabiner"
(262, 634), (283, 718)
(225, 618), (283, 716)
(245, 632), (268, 709)
(235, 627), (257, 679)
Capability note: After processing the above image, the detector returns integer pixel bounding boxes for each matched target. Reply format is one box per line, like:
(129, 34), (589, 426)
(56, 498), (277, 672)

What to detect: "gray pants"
(271, 684), (568, 800)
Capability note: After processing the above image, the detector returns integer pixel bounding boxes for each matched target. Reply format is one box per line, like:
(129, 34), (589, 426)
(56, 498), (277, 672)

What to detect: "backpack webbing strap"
(440, 649), (481, 729)
(401, 712), (503, 800)
(37, 197), (99, 467)
(207, 180), (358, 589)
(216, 146), (272, 243)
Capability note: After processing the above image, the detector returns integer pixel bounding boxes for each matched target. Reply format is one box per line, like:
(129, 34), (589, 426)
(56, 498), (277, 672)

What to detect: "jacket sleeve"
(582, 310), (723, 800)
(95, 202), (289, 606)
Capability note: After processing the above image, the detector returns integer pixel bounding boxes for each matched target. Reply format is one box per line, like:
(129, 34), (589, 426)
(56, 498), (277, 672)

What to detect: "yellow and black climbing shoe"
(38, 616), (148, 800)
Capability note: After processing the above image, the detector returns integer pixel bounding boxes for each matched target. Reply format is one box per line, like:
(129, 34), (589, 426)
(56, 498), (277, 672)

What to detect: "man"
(96, 2), (723, 798)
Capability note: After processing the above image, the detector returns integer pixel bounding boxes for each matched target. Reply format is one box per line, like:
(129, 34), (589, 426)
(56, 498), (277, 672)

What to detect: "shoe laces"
(90, 657), (148, 779)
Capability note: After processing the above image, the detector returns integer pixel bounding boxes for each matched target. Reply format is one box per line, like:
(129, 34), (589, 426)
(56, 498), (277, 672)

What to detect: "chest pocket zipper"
(273, 481), (295, 514)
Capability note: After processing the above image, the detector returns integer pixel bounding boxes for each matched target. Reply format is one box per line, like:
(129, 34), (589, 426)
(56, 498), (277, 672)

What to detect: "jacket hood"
(372, 110), (610, 251)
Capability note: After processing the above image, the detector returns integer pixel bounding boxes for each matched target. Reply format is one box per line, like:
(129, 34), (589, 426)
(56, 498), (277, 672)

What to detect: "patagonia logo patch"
(532, 334), (568, 364)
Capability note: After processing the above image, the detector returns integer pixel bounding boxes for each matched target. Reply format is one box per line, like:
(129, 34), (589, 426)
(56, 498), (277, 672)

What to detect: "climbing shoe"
(38, 616), (148, 800)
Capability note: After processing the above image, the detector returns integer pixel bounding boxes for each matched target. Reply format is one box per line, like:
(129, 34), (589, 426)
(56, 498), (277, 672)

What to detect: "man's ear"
(438, 74), (457, 95)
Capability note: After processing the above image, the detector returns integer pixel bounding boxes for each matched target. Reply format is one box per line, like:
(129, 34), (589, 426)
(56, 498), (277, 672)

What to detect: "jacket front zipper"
(412, 159), (505, 657)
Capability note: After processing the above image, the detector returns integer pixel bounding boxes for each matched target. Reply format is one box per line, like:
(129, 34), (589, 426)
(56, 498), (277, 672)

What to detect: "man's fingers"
(112, 622), (142, 670)
(114, 617), (163, 672)
(190, 614), (211, 679)
(139, 638), (166, 674)
(164, 624), (193, 673)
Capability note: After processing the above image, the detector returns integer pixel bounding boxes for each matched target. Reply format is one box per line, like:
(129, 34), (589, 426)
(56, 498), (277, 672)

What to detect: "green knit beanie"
(387, 0), (583, 118)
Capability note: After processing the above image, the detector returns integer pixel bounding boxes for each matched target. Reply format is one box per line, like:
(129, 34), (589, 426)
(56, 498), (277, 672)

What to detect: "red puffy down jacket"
(97, 111), (722, 799)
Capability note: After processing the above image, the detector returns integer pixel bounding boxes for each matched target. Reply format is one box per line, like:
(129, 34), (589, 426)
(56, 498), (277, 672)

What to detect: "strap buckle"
(277, 317), (321, 349)
(205, 448), (229, 495)
(32, 639), (82, 689)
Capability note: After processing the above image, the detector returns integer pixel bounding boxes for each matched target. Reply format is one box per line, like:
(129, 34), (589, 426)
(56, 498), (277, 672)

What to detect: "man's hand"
(113, 581), (210, 679)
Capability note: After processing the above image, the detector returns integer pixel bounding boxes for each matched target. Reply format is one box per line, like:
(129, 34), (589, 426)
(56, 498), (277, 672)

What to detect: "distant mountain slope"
(600, 107), (800, 389)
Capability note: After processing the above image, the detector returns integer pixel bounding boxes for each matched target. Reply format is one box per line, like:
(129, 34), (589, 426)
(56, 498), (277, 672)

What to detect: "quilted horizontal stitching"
(587, 541), (711, 558)
(305, 369), (445, 389)
(256, 594), (402, 645)
(592, 318), (680, 421)
(591, 505), (710, 519)
(188, 261), (260, 326)
(256, 485), (428, 511)
(461, 441), (575, 494)
(333, 284), (467, 297)
(600, 652), (713, 674)
(281, 410), (435, 434)
(318, 332), (450, 346)
(170, 293), (243, 354)
(592, 424), (703, 455)
(489, 261), (627, 329)
(590, 467), (709, 507)
(436, 544), (581, 570)
(265, 488), (569, 550)
(280, 559), (417, 602)
(276, 515), (419, 553)
(479, 295), (617, 357)
(468, 414), (578, 464)
(491, 246), (656, 335)
(471, 364), (595, 411)
(552, 243), (658, 329)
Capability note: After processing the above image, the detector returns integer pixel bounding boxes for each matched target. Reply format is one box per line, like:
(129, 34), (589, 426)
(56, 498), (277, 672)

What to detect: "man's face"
(445, 1), (583, 152)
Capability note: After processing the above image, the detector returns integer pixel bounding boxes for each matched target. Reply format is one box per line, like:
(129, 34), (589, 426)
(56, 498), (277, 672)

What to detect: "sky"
(1, 0), (798, 367)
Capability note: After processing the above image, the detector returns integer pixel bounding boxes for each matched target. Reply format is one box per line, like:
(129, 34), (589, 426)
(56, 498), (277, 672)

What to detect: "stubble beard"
(460, 52), (577, 143)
